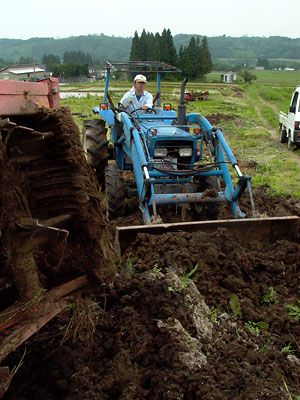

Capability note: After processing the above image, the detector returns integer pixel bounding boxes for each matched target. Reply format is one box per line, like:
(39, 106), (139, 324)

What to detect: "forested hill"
(176, 35), (300, 60)
(0, 35), (131, 64)
(0, 34), (299, 64)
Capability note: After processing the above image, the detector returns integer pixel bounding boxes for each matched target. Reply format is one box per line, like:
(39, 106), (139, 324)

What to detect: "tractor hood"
(142, 122), (193, 140)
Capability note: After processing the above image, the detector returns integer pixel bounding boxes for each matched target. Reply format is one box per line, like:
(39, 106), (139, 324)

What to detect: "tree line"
(39, 29), (213, 80)
(1, 32), (298, 79)
(0, 34), (299, 72)
(129, 29), (213, 80)
(42, 51), (92, 78)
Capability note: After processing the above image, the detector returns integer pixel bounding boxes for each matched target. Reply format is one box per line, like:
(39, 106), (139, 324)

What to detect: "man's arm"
(120, 90), (135, 109)
(143, 92), (153, 109)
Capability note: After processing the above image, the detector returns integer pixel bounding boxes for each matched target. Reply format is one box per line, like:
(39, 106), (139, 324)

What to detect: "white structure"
(0, 64), (48, 80)
(221, 71), (237, 83)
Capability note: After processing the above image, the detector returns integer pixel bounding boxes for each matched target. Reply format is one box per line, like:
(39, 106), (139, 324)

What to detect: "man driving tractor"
(120, 74), (153, 113)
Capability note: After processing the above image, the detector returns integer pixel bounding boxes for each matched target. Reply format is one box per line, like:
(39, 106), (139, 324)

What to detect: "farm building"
(221, 71), (237, 83)
(0, 64), (49, 81)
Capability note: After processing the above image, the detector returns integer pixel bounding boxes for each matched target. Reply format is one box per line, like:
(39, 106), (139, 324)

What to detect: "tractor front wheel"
(105, 163), (126, 219)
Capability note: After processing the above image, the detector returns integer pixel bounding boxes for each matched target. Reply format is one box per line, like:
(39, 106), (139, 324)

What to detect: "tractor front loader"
(84, 61), (299, 253)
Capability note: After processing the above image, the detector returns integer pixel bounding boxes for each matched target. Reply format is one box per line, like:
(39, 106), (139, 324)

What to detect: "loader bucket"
(116, 216), (299, 255)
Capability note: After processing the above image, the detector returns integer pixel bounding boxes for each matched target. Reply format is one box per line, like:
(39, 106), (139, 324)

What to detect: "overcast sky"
(2, 0), (299, 40)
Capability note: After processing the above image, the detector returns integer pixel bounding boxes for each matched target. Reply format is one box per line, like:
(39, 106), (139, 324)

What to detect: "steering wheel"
(130, 108), (143, 116)
(146, 107), (157, 114)
(130, 107), (157, 115)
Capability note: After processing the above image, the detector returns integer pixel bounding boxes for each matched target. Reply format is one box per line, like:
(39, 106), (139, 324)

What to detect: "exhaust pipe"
(177, 78), (187, 126)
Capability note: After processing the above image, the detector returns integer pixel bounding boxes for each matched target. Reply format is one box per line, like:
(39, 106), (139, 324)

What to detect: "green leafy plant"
(152, 264), (162, 274)
(262, 286), (278, 304)
(149, 264), (162, 280)
(229, 293), (242, 318)
(285, 300), (300, 321)
(168, 265), (198, 293)
(281, 343), (295, 355)
(179, 265), (198, 288)
(209, 307), (218, 324)
(66, 302), (75, 311)
(245, 320), (268, 336)
(116, 257), (135, 276)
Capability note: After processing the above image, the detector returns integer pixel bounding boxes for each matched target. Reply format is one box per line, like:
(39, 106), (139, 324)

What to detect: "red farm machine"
(184, 90), (209, 102)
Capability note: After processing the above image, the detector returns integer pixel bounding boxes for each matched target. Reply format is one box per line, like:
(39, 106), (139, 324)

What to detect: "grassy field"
(61, 70), (300, 198)
(207, 70), (300, 86)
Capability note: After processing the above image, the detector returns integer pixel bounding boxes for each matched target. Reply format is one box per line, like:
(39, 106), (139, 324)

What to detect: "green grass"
(207, 70), (300, 86)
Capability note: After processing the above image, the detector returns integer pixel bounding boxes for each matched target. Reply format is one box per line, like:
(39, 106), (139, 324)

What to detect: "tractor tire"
(279, 125), (287, 143)
(105, 163), (126, 219)
(194, 176), (220, 220)
(82, 119), (108, 190)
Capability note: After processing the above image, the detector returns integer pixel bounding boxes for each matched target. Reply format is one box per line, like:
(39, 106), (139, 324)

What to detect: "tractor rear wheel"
(82, 119), (108, 190)
(279, 125), (287, 143)
(194, 176), (220, 220)
(105, 163), (126, 219)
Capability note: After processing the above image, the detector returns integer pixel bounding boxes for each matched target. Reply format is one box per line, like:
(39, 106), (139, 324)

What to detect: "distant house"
(255, 66), (265, 70)
(221, 71), (236, 83)
(284, 67), (295, 71)
(0, 64), (49, 81)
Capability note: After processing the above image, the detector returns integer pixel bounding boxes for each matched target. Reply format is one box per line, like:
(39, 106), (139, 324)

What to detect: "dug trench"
(1, 109), (300, 399)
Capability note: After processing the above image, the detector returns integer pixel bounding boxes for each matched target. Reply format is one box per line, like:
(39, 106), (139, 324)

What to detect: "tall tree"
(178, 45), (187, 76)
(63, 51), (92, 65)
(198, 36), (213, 77)
(129, 28), (177, 65)
(160, 29), (177, 65)
(130, 31), (142, 61)
(42, 54), (60, 71)
(18, 56), (35, 64)
(185, 36), (198, 79)
(139, 29), (149, 60)
(179, 35), (213, 80)
(152, 33), (162, 61)
(256, 57), (269, 69)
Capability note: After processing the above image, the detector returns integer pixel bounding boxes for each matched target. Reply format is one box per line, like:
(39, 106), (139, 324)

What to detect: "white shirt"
(120, 87), (153, 114)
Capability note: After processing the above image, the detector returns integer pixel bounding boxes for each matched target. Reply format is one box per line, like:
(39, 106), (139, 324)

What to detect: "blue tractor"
(82, 60), (299, 253)
(83, 61), (256, 225)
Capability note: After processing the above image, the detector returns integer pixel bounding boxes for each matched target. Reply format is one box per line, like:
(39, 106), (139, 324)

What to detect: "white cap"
(134, 74), (147, 83)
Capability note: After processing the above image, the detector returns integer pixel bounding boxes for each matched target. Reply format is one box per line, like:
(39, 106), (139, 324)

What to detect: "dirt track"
(1, 109), (300, 399)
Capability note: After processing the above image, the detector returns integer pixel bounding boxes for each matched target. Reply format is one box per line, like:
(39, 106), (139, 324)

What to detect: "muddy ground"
(1, 110), (300, 399)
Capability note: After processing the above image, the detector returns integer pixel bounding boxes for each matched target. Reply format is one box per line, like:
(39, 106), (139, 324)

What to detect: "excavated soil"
(1, 110), (300, 399)
(0, 107), (114, 295)
(3, 185), (300, 399)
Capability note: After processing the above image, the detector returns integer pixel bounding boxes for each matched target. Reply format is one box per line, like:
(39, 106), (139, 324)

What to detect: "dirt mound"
(0, 107), (114, 314)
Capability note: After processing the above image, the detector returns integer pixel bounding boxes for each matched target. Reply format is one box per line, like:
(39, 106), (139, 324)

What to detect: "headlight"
(179, 147), (192, 157)
(154, 147), (168, 157)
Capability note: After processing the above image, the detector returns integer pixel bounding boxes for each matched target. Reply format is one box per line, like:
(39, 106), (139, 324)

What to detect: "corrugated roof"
(9, 67), (45, 74)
